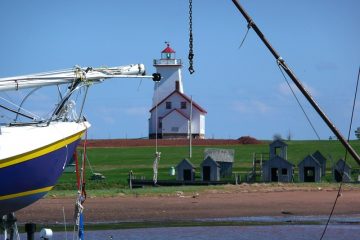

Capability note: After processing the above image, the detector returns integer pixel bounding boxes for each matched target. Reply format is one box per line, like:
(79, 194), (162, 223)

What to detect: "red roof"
(161, 43), (175, 53)
(149, 89), (207, 114)
(162, 109), (189, 120)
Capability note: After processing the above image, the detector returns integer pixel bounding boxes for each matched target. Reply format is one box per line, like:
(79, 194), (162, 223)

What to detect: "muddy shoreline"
(16, 185), (360, 225)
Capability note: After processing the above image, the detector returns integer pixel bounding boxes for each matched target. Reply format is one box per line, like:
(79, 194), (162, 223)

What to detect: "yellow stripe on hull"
(0, 130), (85, 168)
(0, 186), (53, 201)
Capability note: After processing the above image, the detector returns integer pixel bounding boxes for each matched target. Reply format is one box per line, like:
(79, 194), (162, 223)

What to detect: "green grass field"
(54, 140), (360, 191)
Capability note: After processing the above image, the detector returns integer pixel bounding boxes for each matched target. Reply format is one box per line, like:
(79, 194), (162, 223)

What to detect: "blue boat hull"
(0, 134), (82, 216)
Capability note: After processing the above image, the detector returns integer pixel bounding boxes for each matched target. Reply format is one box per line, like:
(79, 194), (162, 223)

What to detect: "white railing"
(153, 59), (182, 65)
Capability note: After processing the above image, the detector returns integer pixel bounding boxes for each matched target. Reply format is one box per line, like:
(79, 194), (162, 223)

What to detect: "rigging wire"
(155, 81), (159, 153)
(15, 87), (41, 122)
(0, 103), (34, 120)
(77, 85), (89, 122)
(0, 95), (41, 120)
(238, 22), (252, 49)
(137, 79), (143, 91)
(277, 62), (321, 140)
(238, 11), (319, 139)
(83, 152), (95, 175)
(319, 66), (360, 240)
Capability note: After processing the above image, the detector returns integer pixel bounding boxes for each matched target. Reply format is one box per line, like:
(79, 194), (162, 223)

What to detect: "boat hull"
(0, 122), (88, 216)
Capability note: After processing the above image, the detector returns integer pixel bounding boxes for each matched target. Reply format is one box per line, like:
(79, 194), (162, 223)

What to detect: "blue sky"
(0, 0), (359, 140)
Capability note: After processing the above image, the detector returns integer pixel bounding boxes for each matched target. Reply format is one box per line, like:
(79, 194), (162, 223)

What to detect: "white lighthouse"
(152, 43), (184, 106)
(149, 43), (207, 139)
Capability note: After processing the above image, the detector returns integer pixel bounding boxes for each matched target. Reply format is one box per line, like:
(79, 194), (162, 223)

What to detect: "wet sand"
(15, 184), (360, 224)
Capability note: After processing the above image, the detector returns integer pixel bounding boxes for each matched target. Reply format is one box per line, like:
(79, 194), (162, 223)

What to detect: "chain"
(188, 0), (195, 74)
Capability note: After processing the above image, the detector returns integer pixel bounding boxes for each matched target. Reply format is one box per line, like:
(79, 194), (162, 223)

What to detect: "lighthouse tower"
(149, 43), (207, 139)
(152, 43), (183, 106)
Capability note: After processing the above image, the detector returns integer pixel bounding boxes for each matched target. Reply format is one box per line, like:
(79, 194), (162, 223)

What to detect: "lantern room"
(162, 43), (175, 59)
(153, 43), (182, 66)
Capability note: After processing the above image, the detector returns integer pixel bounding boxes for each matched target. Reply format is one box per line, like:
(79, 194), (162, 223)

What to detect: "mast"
(0, 64), (152, 91)
(231, 0), (360, 165)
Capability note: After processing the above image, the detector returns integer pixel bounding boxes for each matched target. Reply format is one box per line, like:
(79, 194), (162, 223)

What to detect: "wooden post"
(129, 170), (133, 190)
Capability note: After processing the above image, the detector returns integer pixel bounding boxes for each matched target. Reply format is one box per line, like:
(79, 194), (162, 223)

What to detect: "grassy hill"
(55, 140), (360, 191)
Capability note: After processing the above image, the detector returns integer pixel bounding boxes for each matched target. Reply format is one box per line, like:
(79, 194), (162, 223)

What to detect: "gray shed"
(262, 156), (294, 182)
(176, 159), (196, 181)
(333, 159), (352, 182)
(201, 156), (220, 181)
(311, 150), (327, 176)
(204, 148), (234, 178)
(298, 155), (322, 182)
(269, 140), (288, 160)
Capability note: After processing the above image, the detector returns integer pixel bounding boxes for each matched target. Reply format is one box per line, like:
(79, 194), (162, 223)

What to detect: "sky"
(0, 0), (359, 140)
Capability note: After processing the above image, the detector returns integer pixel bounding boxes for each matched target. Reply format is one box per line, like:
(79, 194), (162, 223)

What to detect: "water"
(197, 215), (360, 224)
(20, 224), (360, 240)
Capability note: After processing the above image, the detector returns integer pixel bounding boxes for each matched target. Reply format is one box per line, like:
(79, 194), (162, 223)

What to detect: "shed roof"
(312, 150), (326, 165)
(264, 155), (294, 167)
(335, 159), (352, 170)
(201, 156), (220, 167)
(298, 155), (321, 167)
(176, 158), (196, 169)
(204, 148), (234, 163)
(270, 139), (288, 147)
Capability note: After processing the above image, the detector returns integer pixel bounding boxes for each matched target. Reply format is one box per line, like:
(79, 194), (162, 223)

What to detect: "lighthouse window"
(181, 102), (187, 109)
(166, 102), (172, 109)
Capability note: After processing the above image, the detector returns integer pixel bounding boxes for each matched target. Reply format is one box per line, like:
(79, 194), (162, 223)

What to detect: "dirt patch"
(84, 137), (262, 148)
(16, 184), (360, 224)
(237, 136), (262, 144)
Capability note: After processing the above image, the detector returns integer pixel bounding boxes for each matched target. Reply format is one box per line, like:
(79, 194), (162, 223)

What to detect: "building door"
(304, 167), (315, 182)
(271, 168), (278, 182)
(183, 169), (192, 181)
(334, 169), (342, 182)
(203, 166), (211, 181)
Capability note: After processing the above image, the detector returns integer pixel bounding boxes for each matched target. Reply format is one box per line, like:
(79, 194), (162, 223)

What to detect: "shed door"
(203, 166), (211, 181)
(271, 168), (278, 182)
(334, 169), (342, 182)
(304, 167), (315, 182)
(183, 169), (192, 181)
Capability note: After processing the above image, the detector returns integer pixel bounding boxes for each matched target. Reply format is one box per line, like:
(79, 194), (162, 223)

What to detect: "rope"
(80, 129), (88, 203)
(85, 152), (95, 175)
(74, 128), (88, 240)
(277, 62), (321, 140)
(74, 152), (81, 190)
(153, 81), (160, 184)
(238, 21), (252, 49)
(319, 66), (360, 240)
